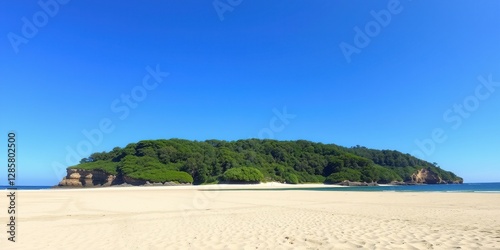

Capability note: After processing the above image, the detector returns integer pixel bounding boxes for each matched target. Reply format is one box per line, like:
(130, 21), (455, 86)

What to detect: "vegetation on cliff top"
(69, 139), (463, 184)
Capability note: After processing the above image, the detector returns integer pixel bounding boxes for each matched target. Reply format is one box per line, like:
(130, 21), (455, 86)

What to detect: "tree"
(323, 156), (343, 176)
(284, 173), (299, 184)
(325, 168), (362, 183)
(79, 158), (91, 164)
(222, 167), (264, 183)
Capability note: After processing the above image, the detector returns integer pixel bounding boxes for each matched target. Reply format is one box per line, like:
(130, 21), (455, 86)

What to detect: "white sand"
(2, 185), (500, 249)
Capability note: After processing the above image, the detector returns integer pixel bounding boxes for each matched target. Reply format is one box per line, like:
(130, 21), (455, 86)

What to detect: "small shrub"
(222, 167), (264, 183)
(284, 173), (299, 184)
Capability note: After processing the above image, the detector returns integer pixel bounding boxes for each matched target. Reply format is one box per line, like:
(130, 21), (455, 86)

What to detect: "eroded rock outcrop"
(58, 169), (120, 187)
(410, 168), (446, 184)
(122, 176), (147, 186)
(57, 169), (191, 187)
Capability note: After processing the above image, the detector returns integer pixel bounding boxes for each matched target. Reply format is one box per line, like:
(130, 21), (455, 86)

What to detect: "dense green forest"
(70, 139), (463, 185)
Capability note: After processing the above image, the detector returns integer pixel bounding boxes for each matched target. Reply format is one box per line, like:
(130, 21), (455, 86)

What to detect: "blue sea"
(216, 182), (500, 193)
(1, 183), (500, 192)
(295, 182), (500, 193)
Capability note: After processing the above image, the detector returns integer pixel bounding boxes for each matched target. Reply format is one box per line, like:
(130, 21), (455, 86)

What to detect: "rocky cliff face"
(58, 169), (191, 187)
(410, 168), (444, 184)
(410, 168), (462, 184)
(122, 176), (146, 186)
(58, 169), (120, 187)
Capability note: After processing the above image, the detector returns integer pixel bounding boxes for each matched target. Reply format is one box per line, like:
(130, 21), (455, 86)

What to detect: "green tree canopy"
(69, 139), (463, 184)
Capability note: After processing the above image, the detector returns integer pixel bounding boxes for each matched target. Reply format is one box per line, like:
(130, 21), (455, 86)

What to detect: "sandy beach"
(2, 184), (500, 249)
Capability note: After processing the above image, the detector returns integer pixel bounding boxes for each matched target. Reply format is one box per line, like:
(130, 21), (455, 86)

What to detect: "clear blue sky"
(1, 1), (499, 185)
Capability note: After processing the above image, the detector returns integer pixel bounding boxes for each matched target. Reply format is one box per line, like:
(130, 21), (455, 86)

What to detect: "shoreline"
(8, 182), (500, 194)
(21, 182), (343, 192)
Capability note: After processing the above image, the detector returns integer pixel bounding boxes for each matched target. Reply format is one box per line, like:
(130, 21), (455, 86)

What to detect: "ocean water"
(1, 183), (500, 192)
(310, 182), (500, 193)
(215, 183), (500, 193)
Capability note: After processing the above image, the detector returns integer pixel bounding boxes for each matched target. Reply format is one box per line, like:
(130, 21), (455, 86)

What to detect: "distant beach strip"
(4, 182), (500, 192)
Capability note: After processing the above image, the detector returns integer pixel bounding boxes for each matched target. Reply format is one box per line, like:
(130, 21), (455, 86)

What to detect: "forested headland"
(67, 139), (463, 185)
